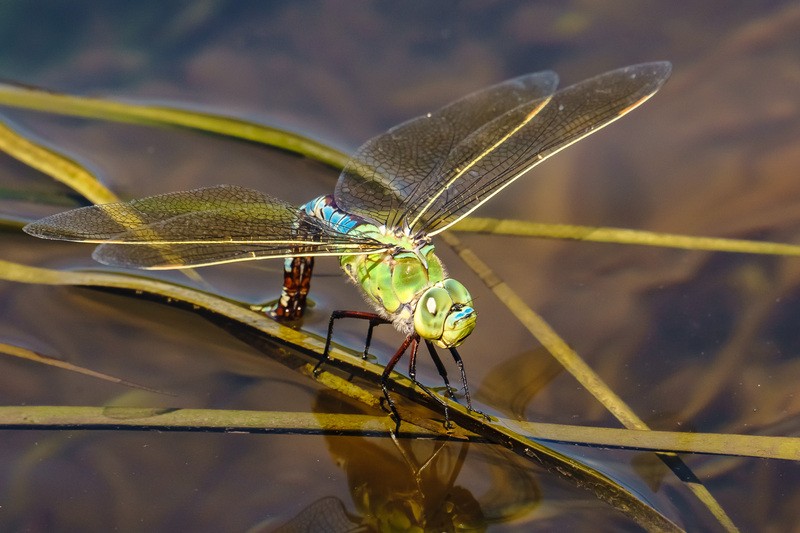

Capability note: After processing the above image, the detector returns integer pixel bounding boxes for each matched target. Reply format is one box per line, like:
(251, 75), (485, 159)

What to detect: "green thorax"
(339, 223), (445, 331)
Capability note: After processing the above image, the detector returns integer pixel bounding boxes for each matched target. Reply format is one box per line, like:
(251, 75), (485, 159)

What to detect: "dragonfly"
(24, 62), (671, 431)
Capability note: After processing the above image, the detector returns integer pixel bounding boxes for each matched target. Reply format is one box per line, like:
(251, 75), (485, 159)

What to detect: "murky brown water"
(1, 1), (799, 530)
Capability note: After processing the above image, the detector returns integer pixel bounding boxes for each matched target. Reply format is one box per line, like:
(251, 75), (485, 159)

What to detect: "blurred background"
(0, 1), (798, 530)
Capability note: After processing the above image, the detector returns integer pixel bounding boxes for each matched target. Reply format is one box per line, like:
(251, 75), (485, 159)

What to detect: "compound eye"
(413, 287), (453, 341)
(442, 278), (472, 307)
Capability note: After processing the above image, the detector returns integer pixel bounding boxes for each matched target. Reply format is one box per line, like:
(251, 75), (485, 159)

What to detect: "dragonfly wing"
(25, 185), (280, 241)
(92, 239), (380, 269)
(24, 185), (388, 269)
(409, 62), (672, 235)
(334, 71), (559, 228)
(335, 62), (670, 236)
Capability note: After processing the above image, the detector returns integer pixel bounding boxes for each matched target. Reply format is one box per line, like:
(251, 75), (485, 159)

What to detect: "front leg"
(408, 341), (453, 429)
(422, 341), (456, 399)
(447, 347), (474, 410)
(447, 346), (488, 420)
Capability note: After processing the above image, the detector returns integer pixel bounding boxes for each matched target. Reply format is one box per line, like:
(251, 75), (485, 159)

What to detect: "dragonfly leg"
(409, 341), (452, 429)
(360, 313), (392, 359)
(382, 334), (415, 433)
(315, 310), (390, 375)
(423, 341), (456, 398)
(267, 256), (314, 321)
(448, 347), (487, 419)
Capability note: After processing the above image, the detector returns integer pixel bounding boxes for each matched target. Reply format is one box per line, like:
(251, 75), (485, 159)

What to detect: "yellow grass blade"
(0, 82), (350, 170)
(453, 217), (800, 256)
(0, 118), (118, 204)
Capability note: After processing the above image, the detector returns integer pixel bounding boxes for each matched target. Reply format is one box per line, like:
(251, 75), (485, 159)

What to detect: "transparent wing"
(24, 185), (389, 269)
(334, 70), (559, 229)
(336, 62), (671, 236)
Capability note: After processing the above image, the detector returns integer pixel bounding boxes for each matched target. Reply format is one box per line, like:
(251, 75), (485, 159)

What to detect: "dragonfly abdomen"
(301, 195), (363, 234)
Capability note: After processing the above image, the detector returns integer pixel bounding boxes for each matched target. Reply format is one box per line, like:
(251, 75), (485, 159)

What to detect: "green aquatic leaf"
(1, 405), (795, 460)
(453, 217), (800, 256)
(0, 117), (118, 204)
(0, 81), (350, 170)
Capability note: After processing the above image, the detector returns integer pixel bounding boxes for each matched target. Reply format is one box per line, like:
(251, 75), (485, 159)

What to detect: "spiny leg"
(382, 334), (415, 433)
(448, 346), (486, 418)
(424, 345), (487, 420)
(310, 310), (464, 430)
(315, 310), (390, 374)
(423, 341), (456, 399)
(409, 341), (452, 429)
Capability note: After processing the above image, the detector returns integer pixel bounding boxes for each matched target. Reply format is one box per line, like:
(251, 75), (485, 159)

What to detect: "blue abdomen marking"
(302, 195), (363, 235)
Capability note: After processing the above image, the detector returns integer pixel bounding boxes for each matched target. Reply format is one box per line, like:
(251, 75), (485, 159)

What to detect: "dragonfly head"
(414, 279), (476, 349)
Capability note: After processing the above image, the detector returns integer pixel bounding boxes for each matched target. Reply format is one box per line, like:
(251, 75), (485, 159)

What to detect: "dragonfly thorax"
(313, 200), (476, 346)
(340, 237), (476, 346)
